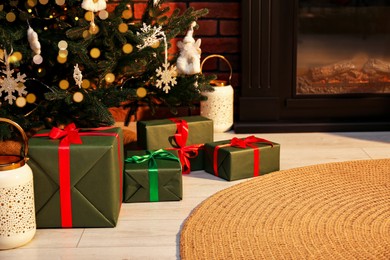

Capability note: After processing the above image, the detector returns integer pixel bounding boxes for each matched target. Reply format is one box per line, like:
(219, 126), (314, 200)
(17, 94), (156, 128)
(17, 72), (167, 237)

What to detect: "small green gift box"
(137, 116), (213, 173)
(204, 136), (280, 181)
(124, 149), (182, 203)
(27, 125), (124, 228)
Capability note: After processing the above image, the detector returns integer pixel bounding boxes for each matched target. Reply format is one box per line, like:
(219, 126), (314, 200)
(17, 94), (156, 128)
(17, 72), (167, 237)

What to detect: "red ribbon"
(213, 135), (274, 177)
(167, 118), (203, 174)
(34, 124), (122, 228)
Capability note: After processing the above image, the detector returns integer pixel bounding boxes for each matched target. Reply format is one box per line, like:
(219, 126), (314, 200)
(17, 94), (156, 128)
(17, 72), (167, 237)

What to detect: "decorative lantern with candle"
(0, 118), (36, 250)
(200, 55), (234, 132)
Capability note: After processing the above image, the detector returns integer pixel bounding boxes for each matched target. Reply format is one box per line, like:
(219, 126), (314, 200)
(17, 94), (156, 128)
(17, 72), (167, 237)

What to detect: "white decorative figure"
(176, 22), (202, 75)
(81, 0), (107, 12)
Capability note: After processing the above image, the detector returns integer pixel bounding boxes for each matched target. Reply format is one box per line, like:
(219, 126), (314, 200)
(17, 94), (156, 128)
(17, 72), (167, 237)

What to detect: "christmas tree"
(0, 0), (214, 139)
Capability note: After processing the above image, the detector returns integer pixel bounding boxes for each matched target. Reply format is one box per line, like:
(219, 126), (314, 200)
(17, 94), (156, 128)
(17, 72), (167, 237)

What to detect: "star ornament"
(155, 61), (177, 93)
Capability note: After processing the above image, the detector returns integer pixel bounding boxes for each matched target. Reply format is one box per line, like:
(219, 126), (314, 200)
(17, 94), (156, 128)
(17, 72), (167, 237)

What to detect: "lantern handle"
(0, 118), (29, 162)
(200, 54), (233, 86)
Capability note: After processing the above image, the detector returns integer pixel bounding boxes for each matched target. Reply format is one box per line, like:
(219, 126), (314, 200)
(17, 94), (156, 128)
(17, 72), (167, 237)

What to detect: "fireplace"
(235, 0), (390, 132)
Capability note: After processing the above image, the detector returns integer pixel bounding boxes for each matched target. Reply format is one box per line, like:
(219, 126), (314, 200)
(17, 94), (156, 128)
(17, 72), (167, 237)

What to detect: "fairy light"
(6, 12), (16, 22)
(90, 48), (100, 58)
(26, 93), (37, 104)
(105, 73), (115, 83)
(98, 10), (109, 20)
(39, 0), (49, 4)
(59, 80), (69, 90)
(81, 79), (91, 89)
(16, 97), (27, 108)
(118, 23), (128, 33)
(122, 43), (133, 54)
(73, 92), (84, 103)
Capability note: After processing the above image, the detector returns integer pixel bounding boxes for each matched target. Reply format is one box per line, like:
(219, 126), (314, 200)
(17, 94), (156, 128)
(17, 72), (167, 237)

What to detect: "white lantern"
(200, 55), (234, 132)
(0, 118), (36, 250)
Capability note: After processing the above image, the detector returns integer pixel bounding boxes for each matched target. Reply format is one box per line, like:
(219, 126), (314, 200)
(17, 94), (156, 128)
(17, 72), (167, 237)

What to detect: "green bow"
(125, 149), (180, 202)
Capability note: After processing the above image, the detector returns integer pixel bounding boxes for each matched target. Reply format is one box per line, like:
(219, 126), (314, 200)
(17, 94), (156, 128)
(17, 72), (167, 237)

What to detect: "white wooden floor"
(1, 131), (389, 260)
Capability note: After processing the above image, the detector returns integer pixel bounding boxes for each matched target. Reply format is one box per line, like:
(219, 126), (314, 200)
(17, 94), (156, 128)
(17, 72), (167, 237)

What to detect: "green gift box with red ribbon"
(137, 116), (213, 174)
(27, 124), (124, 228)
(124, 149), (182, 203)
(204, 136), (280, 181)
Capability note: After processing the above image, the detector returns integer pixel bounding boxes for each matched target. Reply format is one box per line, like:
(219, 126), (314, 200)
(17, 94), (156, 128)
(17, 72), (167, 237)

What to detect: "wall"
(109, 0), (241, 89)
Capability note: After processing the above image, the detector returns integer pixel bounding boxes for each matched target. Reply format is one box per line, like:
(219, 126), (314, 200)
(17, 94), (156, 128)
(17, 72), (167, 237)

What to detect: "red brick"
(190, 3), (240, 19)
(134, 3), (147, 19)
(201, 38), (240, 54)
(196, 20), (218, 36)
(220, 20), (240, 36)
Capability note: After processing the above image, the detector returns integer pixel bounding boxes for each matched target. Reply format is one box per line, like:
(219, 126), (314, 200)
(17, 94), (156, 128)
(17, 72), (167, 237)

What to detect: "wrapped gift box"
(204, 136), (280, 181)
(124, 149), (182, 203)
(27, 125), (124, 228)
(137, 116), (213, 173)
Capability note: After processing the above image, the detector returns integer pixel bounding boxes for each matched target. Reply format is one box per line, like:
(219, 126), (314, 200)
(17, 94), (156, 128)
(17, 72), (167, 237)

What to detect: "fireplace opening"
(296, 1), (390, 95)
(235, 0), (390, 133)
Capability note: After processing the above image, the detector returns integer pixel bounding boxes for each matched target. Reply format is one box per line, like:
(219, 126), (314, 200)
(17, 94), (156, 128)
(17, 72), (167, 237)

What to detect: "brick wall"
(109, 0), (241, 89)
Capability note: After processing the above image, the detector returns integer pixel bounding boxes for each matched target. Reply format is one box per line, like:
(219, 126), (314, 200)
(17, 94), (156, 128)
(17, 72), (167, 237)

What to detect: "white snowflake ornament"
(0, 51), (27, 105)
(156, 61), (177, 93)
(136, 23), (163, 50)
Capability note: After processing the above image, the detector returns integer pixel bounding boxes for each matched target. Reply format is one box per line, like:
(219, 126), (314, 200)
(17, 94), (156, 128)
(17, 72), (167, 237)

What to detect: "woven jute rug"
(180, 159), (390, 260)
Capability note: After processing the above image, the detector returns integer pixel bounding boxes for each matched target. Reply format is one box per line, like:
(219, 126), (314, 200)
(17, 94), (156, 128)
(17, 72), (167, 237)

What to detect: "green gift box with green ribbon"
(124, 149), (182, 203)
(204, 136), (280, 181)
(27, 125), (124, 228)
(136, 116), (213, 174)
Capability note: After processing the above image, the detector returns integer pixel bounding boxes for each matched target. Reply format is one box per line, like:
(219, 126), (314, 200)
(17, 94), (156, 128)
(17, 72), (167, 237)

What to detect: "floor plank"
(1, 131), (389, 260)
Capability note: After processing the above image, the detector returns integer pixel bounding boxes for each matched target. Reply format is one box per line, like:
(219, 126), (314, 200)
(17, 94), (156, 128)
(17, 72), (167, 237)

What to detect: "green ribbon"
(125, 149), (180, 202)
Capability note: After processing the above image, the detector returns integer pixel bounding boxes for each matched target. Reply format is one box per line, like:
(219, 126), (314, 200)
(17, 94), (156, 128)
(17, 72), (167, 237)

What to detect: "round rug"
(180, 159), (390, 260)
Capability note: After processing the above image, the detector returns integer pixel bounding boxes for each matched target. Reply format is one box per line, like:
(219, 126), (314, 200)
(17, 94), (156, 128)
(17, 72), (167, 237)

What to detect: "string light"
(105, 73), (115, 83)
(16, 97), (27, 108)
(90, 48), (100, 58)
(81, 79), (91, 89)
(6, 12), (16, 22)
(98, 10), (109, 20)
(59, 80), (69, 90)
(122, 43), (133, 54)
(26, 93), (37, 104)
(136, 87), (147, 98)
(118, 23), (128, 33)
(73, 92), (84, 103)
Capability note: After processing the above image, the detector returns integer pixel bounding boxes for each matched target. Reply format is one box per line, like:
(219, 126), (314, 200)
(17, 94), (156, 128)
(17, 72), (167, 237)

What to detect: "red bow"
(230, 136), (274, 149)
(48, 123), (82, 145)
(168, 118), (203, 174)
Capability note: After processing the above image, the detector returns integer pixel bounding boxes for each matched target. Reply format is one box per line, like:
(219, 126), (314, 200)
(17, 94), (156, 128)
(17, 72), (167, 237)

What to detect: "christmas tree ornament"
(176, 22), (202, 75)
(0, 50), (28, 105)
(27, 24), (43, 65)
(153, 0), (161, 7)
(73, 64), (83, 88)
(200, 55), (234, 132)
(136, 23), (177, 93)
(0, 118), (36, 250)
(82, 0), (107, 33)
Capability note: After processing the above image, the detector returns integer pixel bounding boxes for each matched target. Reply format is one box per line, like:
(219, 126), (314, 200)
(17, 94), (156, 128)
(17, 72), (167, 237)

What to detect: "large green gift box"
(27, 125), (124, 228)
(137, 116), (213, 173)
(124, 149), (182, 203)
(204, 136), (280, 181)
